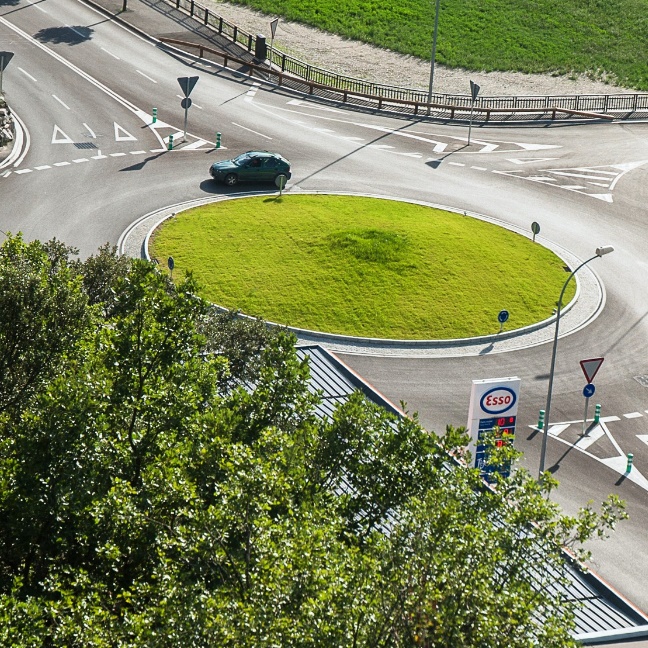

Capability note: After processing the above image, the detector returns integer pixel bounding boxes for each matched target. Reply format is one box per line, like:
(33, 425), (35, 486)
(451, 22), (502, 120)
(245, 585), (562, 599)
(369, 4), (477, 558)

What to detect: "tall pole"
(538, 247), (614, 480)
(426, 0), (441, 114)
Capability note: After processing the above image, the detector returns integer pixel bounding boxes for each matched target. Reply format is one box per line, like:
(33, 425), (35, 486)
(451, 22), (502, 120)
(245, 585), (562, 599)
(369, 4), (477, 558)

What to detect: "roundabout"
(120, 192), (606, 357)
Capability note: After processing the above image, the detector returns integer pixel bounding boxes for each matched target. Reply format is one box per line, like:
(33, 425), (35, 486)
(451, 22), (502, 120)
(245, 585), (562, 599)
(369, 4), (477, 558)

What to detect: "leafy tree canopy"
(0, 234), (626, 647)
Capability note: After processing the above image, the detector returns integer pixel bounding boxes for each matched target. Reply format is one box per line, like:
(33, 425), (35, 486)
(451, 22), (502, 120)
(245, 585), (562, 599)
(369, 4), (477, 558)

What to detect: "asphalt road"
(2, 0), (648, 612)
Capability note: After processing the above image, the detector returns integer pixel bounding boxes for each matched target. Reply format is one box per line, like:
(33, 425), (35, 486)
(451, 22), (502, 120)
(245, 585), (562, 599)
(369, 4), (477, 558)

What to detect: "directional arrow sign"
(580, 357), (604, 384)
(177, 76), (199, 98)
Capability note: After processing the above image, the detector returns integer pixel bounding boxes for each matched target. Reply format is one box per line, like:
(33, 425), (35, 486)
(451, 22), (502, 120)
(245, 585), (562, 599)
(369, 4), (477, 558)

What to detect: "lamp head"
(595, 245), (614, 257)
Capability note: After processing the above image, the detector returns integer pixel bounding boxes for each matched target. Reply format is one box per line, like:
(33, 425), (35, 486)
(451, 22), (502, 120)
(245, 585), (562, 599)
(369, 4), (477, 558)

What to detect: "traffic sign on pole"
(177, 76), (199, 98)
(580, 357), (604, 384)
(583, 383), (595, 398)
(0, 51), (15, 95)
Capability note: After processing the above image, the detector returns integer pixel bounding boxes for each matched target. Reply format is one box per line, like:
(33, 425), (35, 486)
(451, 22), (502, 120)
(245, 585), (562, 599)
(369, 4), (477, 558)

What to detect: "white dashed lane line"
(18, 67), (37, 82)
(34, 165), (51, 170)
(101, 47), (120, 60)
(135, 70), (157, 83)
(52, 95), (70, 110)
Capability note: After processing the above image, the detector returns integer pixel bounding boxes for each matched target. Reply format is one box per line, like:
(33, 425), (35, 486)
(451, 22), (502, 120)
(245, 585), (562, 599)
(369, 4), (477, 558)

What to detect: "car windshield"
(232, 153), (253, 167)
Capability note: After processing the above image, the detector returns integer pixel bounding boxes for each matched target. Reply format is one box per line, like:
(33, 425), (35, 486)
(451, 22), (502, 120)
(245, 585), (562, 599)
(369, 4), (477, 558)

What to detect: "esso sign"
(480, 387), (517, 415)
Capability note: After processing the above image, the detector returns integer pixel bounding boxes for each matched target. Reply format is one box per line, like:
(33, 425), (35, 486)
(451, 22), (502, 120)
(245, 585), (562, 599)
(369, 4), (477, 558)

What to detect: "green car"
(209, 151), (292, 186)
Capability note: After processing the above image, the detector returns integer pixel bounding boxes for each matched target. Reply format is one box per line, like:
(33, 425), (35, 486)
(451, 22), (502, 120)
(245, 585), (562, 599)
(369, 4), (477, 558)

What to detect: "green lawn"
(227, 0), (648, 91)
(149, 195), (575, 339)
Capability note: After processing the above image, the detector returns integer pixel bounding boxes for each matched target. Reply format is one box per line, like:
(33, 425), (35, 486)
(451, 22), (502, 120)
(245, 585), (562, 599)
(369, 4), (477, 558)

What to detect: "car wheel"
(224, 173), (238, 186)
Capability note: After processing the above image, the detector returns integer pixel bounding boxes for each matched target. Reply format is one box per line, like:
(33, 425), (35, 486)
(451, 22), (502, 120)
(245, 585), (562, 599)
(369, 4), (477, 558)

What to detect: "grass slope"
(150, 195), (575, 339)
(227, 0), (648, 90)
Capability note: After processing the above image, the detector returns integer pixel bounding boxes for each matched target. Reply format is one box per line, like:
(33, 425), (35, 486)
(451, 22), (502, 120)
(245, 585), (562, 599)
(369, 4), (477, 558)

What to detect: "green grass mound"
(150, 195), (574, 339)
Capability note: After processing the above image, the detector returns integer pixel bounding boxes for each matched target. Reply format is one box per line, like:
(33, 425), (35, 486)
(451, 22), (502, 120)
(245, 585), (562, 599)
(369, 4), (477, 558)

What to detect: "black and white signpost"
(177, 76), (199, 142)
(268, 18), (279, 70)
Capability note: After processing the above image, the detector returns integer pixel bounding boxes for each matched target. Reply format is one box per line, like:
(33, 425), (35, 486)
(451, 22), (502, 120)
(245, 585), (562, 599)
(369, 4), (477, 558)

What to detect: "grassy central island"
(149, 195), (574, 339)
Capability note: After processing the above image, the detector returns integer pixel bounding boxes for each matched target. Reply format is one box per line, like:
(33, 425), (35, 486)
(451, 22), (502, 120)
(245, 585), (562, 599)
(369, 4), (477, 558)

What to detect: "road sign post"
(497, 309), (509, 334)
(468, 80), (480, 146)
(582, 383), (596, 434)
(0, 51), (15, 95)
(531, 221), (540, 243)
(177, 76), (199, 142)
(268, 18), (279, 70)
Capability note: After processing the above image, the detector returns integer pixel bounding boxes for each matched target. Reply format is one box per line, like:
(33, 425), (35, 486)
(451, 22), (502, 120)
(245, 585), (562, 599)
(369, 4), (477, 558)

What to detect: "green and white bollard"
(537, 409), (545, 431)
(152, 107), (157, 124)
(594, 403), (601, 424)
(216, 132), (221, 149)
(168, 134), (174, 151)
(627, 453), (634, 473)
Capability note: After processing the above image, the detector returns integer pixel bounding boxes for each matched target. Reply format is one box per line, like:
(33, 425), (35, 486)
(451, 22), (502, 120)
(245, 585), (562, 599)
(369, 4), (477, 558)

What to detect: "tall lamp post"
(426, 0), (441, 114)
(538, 245), (614, 480)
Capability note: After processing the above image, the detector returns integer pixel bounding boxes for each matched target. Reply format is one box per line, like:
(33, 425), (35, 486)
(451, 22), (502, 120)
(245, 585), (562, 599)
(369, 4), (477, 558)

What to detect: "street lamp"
(538, 245), (614, 479)
(426, 0), (441, 114)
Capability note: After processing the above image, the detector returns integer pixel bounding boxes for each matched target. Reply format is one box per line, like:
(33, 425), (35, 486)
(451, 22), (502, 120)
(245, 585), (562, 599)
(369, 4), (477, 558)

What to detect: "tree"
(0, 235), (627, 647)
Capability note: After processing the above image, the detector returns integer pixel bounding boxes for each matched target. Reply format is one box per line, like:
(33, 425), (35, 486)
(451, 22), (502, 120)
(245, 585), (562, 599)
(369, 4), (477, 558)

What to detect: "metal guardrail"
(171, 0), (648, 117)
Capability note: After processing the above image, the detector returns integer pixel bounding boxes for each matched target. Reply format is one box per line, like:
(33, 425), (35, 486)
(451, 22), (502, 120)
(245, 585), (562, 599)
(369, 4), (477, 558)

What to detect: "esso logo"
(480, 387), (517, 415)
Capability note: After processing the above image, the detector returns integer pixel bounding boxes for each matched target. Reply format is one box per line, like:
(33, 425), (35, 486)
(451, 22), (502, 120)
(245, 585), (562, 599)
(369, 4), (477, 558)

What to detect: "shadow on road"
(34, 25), (93, 45)
(119, 151), (166, 172)
(198, 179), (276, 196)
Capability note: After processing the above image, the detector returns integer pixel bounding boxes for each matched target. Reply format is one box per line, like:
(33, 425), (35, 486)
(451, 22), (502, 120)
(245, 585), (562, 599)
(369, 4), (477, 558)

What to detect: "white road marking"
(67, 25), (87, 38)
(548, 171), (614, 181)
(548, 424), (571, 437)
(471, 166), (487, 171)
(449, 162), (464, 167)
(286, 99), (344, 114)
(601, 456), (648, 490)
(72, 158), (88, 163)
(114, 123), (137, 141)
(515, 142), (562, 151)
(18, 67), (37, 82)
(2, 171), (10, 178)
(600, 416), (621, 422)
(624, 412), (643, 418)
(92, 151), (107, 159)
(54, 161), (71, 166)
(52, 94), (70, 110)
(130, 150), (147, 155)
(232, 122), (272, 139)
(34, 165), (51, 170)
(25, 0), (47, 12)
(507, 157), (560, 164)
(367, 144), (395, 150)
(83, 123), (96, 138)
(110, 152), (127, 157)
(638, 435), (648, 446)
(52, 125), (74, 144)
(181, 139), (209, 150)
(101, 47), (120, 60)
(574, 424), (605, 450)
(15, 169), (32, 174)
(135, 70), (157, 83)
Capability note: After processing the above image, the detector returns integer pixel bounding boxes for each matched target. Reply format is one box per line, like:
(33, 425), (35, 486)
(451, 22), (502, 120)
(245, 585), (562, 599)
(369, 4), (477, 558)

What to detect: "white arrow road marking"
(468, 139), (499, 153)
(547, 423), (571, 437)
(52, 125), (74, 144)
(114, 123), (137, 142)
(601, 456), (648, 491)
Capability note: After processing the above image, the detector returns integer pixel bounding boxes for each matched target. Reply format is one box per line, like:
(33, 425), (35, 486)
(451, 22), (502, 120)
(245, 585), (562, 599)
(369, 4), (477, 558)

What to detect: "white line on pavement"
(101, 47), (120, 60)
(83, 123), (97, 138)
(624, 412), (643, 418)
(52, 95), (70, 110)
(135, 70), (157, 83)
(73, 158), (89, 163)
(18, 67), (37, 82)
(34, 165), (51, 170)
(54, 162), (71, 166)
(232, 122), (272, 139)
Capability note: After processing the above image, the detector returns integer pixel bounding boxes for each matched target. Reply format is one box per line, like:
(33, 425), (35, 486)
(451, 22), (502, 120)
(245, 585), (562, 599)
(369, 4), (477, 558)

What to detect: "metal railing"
(170, 0), (648, 117)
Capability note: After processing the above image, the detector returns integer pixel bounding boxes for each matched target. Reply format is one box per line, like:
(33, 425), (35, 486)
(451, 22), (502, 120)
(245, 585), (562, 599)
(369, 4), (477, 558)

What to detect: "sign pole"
(468, 80), (480, 146)
(582, 396), (590, 435)
(0, 55), (4, 95)
(183, 104), (189, 142)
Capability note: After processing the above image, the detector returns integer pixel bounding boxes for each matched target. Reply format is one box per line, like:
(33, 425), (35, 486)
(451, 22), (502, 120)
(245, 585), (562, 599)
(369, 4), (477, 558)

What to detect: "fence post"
(175, 0), (180, 8)
(204, 8), (208, 25)
(190, 0), (194, 16)
(218, 17), (223, 33)
(281, 54), (286, 72)
(233, 26), (237, 43)
(248, 34), (252, 51)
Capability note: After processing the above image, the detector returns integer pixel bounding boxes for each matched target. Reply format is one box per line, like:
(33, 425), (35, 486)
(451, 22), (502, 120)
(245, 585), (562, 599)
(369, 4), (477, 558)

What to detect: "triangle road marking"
(52, 125), (74, 144)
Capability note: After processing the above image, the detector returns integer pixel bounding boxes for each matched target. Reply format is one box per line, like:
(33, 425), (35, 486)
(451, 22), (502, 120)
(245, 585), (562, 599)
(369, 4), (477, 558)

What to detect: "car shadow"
(198, 179), (279, 196)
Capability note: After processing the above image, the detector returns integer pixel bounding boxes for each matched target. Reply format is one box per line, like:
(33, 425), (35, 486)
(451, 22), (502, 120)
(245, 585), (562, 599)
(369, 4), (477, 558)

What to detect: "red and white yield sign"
(580, 357), (604, 384)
